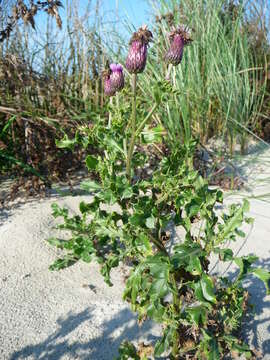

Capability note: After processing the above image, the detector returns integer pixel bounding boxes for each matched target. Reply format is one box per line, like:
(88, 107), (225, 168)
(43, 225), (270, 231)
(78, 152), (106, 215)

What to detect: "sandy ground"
(1, 143), (270, 359)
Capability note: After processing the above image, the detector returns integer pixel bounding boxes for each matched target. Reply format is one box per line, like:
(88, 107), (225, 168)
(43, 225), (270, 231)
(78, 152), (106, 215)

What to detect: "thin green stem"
(126, 73), (137, 180)
(126, 75), (158, 181)
(108, 97), (113, 128)
(165, 63), (172, 81)
(126, 102), (158, 181)
(135, 103), (158, 137)
(148, 233), (169, 256)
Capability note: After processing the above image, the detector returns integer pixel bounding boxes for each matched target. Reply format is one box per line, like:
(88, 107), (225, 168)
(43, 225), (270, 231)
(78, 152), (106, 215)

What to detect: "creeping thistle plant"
(49, 25), (270, 359)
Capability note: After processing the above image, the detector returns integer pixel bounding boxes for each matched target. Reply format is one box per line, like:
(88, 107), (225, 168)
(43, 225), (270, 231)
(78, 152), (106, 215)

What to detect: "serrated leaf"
(104, 138), (125, 156)
(129, 213), (145, 227)
(186, 257), (202, 275)
(81, 251), (93, 263)
(142, 125), (165, 144)
(220, 205), (245, 241)
(208, 338), (220, 360)
(242, 199), (250, 212)
(234, 255), (258, 280)
(186, 305), (207, 325)
(47, 237), (65, 249)
(99, 189), (117, 205)
(117, 341), (140, 359)
(85, 155), (98, 170)
(79, 200), (99, 214)
(80, 180), (101, 192)
(55, 134), (76, 149)
(200, 274), (216, 303)
(252, 268), (270, 295)
(154, 328), (172, 356)
(186, 202), (200, 218)
(51, 203), (68, 218)
(214, 248), (234, 262)
(149, 278), (170, 300)
(121, 187), (133, 199)
(235, 228), (246, 238)
(146, 215), (156, 229)
(49, 257), (76, 270)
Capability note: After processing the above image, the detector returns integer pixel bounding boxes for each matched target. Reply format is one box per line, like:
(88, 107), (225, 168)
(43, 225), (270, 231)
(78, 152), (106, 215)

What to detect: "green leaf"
(172, 243), (203, 269)
(146, 215), (156, 229)
(186, 201), (200, 218)
(129, 213), (145, 227)
(219, 204), (246, 242)
(85, 155), (98, 170)
(79, 200), (100, 213)
(47, 237), (65, 249)
(104, 138), (126, 156)
(49, 257), (77, 270)
(186, 305), (207, 325)
(149, 278), (170, 300)
(55, 134), (76, 149)
(81, 251), (93, 263)
(252, 268), (270, 295)
(154, 327), (173, 356)
(146, 300), (165, 321)
(142, 125), (165, 144)
(99, 189), (117, 205)
(0, 115), (16, 136)
(223, 334), (252, 357)
(121, 187), (133, 199)
(200, 274), (216, 303)
(135, 234), (152, 254)
(186, 257), (202, 275)
(235, 228), (246, 238)
(208, 338), (220, 360)
(51, 203), (68, 218)
(234, 255), (258, 280)
(214, 248), (234, 262)
(80, 180), (101, 192)
(116, 341), (140, 360)
(242, 199), (250, 212)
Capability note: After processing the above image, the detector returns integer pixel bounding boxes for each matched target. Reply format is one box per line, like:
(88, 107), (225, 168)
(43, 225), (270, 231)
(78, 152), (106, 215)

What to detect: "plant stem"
(135, 103), (158, 137)
(148, 233), (169, 256)
(108, 97), (113, 128)
(165, 63), (172, 81)
(126, 73), (137, 180)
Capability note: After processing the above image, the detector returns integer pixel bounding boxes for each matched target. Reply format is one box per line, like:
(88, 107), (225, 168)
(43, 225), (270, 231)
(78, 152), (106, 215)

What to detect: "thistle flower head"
(103, 63), (125, 96)
(103, 68), (116, 97)
(165, 26), (192, 66)
(126, 25), (153, 74)
(109, 63), (124, 91)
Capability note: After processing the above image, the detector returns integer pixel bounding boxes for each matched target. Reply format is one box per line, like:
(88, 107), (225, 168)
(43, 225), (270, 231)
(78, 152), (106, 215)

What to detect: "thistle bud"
(165, 26), (192, 66)
(103, 69), (116, 97)
(110, 63), (124, 91)
(126, 25), (153, 74)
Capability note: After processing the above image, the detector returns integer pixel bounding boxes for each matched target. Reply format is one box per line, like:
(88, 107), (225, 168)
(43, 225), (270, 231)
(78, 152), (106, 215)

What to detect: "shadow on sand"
(10, 307), (158, 360)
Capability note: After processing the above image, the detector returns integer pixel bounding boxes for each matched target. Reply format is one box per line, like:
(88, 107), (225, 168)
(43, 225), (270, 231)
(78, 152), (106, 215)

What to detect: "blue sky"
(34, 0), (151, 33)
(103, 0), (151, 27)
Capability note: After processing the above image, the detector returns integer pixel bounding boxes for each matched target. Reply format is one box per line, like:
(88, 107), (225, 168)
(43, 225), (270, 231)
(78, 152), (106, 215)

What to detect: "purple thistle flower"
(103, 68), (116, 97)
(165, 26), (192, 66)
(126, 25), (153, 74)
(104, 77), (115, 97)
(110, 63), (124, 91)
